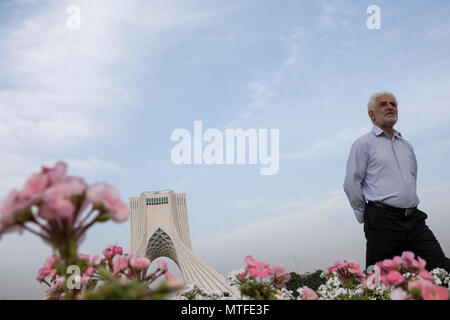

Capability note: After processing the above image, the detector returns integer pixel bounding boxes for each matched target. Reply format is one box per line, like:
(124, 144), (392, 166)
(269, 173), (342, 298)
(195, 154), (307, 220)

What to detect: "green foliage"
(286, 270), (326, 296)
(178, 285), (225, 300)
(81, 278), (155, 300)
(238, 278), (278, 300)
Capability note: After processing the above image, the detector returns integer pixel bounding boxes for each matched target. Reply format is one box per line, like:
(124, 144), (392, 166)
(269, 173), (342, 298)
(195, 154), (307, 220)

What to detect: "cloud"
(0, 1), (232, 298)
(195, 181), (450, 276)
(318, 3), (338, 29)
(248, 81), (270, 108)
(194, 189), (365, 275)
(280, 26), (307, 68)
(0, 0), (227, 196)
(0, 1), (135, 197)
(419, 137), (450, 155)
(224, 25), (309, 129)
(317, 1), (355, 31)
(283, 126), (368, 161)
(396, 75), (450, 133)
(0, 153), (41, 196)
(64, 156), (123, 177)
(230, 197), (265, 210)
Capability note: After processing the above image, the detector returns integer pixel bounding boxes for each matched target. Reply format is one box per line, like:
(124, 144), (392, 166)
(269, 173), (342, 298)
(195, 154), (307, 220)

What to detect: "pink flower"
(245, 256), (273, 278)
(77, 252), (90, 260)
(408, 279), (431, 295)
(47, 276), (68, 300)
(408, 278), (449, 300)
(39, 197), (74, 220)
(238, 271), (247, 281)
(271, 264), (291, 288)
(102, 247), (114, 259)
(38, 178), (87, 220)
(380, 258), (400, 272)
(79, 276), (91, 286)
(83, 266), (95, 277)
(0, 190), (29, 226)
(113, 246), (123, 256)
(130, 255), (150, 270)
(414, 257), (427, 271)
(393, 256), (403, 266)
(102, 245), (123, 259)
(301, 288), (319, 300)
(390, 288), (410, 300)
(164, 272), (185, 290)
(42, 161), (67, 186)
(37, 255), (59, 281)
(87, 183), (129, 222)
(112, 254), (129, 274)
(422, 285), (449, 300)
(157, 259), (168, 271)
(401, 251), (415, 266)
(21, 173), (48, 199)
(272, 264), (286, 277)
(91, 255), (100, 266)
(328, 261), (341, 274)
(381, 270), (404, 286)
(47, 276), (66, 298)
(418, 270), (434, 281)
(347, 260), (365, 278)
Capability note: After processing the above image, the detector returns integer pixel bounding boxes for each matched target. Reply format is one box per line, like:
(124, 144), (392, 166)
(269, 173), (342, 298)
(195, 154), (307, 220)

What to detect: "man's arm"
(410, 143), (418, 181)
(343, 140), (368, 224)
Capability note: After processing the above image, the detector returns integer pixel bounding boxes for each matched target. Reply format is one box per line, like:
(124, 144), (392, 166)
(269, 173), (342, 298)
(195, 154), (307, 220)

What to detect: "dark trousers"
(364, 203), (450, 273)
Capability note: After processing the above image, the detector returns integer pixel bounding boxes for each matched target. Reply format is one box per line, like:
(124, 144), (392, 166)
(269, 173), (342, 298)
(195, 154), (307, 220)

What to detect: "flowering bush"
(228, 256), (291, 300)
(1, 161), (449, 300)
(375, 251), (449, 300)
(175, 282), (234, 300)
(310, 269), (391, 300)
(295, 252), (449, 300)
(431, 268), (450, 287)
(0, 161), (127, 259)
(176, 253), (448, 300)
(220, 253), (449, 301)
(285, 270), (326, 295)
(36, 244), (184, 299)
(0, 161), (183, 299)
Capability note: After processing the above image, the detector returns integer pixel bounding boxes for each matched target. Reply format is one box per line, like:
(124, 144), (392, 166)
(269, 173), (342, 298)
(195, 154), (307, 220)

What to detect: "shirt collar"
(372, 125), (402, 139)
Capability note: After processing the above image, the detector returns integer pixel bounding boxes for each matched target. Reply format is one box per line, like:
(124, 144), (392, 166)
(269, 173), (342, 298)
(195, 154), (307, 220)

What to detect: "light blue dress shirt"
(343, 126), (419, 224)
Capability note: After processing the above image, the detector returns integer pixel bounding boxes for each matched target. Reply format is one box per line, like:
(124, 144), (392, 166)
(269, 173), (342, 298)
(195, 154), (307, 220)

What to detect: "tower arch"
(146, 227), (179, 264)
(130, 191), (239, 296)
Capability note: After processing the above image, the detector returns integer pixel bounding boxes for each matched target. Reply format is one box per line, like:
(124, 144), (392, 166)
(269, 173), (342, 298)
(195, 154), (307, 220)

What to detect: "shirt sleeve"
(410, 143), (418, 181)
(343, 139), (368, 224)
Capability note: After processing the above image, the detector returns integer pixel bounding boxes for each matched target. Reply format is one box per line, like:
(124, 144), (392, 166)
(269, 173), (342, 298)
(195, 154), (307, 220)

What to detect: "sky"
(1, 0), (450, 299)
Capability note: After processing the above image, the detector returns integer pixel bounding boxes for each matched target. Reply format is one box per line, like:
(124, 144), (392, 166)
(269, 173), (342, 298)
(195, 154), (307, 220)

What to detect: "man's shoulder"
(351, 131), (374, 148)
(393, 128), (415, 147)
(397, 134), (415, 152)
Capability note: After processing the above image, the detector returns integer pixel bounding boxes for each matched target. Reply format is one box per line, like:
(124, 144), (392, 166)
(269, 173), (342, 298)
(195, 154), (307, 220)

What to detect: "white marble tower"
(130, 190), (238, 296)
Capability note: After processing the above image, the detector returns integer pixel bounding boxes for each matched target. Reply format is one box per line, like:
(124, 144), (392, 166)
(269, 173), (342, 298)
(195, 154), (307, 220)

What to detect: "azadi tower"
(129, 190), (239, 296)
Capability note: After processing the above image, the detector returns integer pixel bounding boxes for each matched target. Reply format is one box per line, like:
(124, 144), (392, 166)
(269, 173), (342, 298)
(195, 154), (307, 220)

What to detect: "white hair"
(367, 91), (398, 112)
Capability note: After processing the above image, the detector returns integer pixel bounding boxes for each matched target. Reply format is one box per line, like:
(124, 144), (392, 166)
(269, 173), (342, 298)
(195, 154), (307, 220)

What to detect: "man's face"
(369, 94), (398, 128)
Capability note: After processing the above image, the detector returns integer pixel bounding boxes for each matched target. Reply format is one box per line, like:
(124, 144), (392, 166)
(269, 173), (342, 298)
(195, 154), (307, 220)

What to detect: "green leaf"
(96, 212), (110, 222)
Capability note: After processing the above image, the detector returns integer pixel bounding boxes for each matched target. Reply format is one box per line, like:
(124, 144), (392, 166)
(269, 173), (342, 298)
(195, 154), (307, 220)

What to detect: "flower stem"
(22, 224), (51, 242)
(74, 211), (101, 239)
(76, 208), (96, 229)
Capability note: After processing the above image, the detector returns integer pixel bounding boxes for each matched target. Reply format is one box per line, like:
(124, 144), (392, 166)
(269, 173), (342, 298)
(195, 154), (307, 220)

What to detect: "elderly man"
(344, 91), (450, 272)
